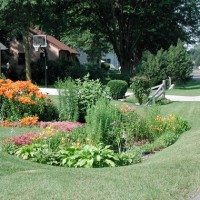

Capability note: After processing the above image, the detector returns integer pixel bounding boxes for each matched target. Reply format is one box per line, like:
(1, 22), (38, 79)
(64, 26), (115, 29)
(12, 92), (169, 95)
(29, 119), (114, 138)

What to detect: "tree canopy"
(0, 0), (199, 78)
(68, 0), (200, 74)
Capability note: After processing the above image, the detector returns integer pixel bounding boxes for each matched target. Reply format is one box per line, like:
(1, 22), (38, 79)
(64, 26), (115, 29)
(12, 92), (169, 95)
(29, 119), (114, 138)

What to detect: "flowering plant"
(0, 79), (58, 121)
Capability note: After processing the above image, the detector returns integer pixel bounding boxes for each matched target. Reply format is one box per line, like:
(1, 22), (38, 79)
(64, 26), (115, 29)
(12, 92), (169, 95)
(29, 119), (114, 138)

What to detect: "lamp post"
(0, 43), (8, 75)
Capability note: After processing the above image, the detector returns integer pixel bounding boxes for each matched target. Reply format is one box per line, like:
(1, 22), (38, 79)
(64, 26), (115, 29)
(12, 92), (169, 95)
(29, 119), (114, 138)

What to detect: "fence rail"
(146, 80), (166, 105)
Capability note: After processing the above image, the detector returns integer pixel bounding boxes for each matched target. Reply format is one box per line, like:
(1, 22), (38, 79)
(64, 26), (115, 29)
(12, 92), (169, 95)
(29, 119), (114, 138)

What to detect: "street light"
(0, 43), (8, 75)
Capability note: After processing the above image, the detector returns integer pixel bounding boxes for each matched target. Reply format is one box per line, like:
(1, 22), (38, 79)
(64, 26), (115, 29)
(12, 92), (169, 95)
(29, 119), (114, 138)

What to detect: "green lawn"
(166, 79), (200, 96)
(0, 100), (200, 199)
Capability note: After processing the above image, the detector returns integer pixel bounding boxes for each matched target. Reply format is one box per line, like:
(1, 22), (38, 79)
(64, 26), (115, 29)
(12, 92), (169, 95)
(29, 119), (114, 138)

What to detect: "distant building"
(77, 50), (120, 70)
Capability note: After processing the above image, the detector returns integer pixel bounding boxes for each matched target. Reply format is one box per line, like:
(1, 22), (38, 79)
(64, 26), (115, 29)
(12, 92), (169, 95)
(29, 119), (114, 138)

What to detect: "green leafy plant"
(107, 80), (128, 99)
(56, 78), (79, 121)
(75, 74), (110, 122)
(85, 98), (121, 148)
(131, 76), (151, 104)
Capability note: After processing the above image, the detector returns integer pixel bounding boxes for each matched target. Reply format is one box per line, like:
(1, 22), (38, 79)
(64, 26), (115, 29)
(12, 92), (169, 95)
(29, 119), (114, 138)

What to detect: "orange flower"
(20, 116), (39, 126)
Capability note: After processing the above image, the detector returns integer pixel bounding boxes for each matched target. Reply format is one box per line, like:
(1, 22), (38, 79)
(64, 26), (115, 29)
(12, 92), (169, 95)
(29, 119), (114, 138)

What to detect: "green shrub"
(131, 76), (151, 104)
(55, 74), (110, 122)
(166, 40), (193, 82)
(109, 73), (130, 85)
(75, 74), (110, 122)
(107, 80), (128, 99)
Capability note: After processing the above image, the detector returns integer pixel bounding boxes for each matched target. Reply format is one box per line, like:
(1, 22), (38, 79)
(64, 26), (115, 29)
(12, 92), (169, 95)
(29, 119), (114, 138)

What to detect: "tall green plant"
(75, 74), (110, 122)
(56, 78), (79, 121)
(85, 98), (121, 148)
(166, 40), (193, 82)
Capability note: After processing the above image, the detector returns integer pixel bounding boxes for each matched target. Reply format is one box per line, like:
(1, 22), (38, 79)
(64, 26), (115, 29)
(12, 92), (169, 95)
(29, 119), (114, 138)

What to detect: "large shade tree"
(68, 0), (200, 74)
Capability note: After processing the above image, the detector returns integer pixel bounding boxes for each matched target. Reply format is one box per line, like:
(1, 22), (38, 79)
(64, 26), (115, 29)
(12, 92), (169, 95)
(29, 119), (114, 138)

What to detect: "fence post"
(168, 77), (172, 88)
(162, 80), (166, 98)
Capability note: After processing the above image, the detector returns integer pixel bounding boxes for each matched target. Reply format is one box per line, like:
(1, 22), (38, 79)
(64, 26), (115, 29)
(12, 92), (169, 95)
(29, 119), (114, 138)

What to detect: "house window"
(18, 53), (25, 65)
(59, 50), (69, 59)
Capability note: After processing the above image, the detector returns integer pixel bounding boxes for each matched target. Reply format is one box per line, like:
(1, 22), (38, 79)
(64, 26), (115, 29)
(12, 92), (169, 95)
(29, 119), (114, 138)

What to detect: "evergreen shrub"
(107, 80), (128, 99)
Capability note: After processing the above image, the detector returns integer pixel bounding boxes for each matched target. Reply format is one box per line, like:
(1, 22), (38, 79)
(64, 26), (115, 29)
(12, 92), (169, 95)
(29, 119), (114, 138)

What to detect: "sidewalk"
(39, 88), (200, 102)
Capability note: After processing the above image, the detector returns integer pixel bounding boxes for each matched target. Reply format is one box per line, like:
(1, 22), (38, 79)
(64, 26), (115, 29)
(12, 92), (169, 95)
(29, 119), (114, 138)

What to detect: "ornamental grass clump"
(0, 79), (58, 121)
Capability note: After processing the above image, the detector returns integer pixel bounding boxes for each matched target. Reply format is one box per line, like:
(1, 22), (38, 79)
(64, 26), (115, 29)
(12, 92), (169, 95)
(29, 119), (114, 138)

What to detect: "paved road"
(39, 88), (200, 102)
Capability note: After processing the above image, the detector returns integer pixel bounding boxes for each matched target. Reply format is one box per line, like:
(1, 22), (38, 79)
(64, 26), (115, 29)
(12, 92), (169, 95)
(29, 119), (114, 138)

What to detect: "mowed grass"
(166, 79), (200, 96)
(0, 102), (200, 199)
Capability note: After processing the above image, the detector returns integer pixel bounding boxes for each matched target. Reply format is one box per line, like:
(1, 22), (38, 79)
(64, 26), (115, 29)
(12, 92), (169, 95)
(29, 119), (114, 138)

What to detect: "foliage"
(85, 98), (122, 149)
(131, 76), (151, 104)
(138, 40), (193, 85)
(107, 80), (128, 99)
(0, 79), (58, 121)
(137, 49), (167, 86)
(166, 40), (193, 82)
(55, 74), (110, 122)
(31, 59), (85, 85)
(62, 29), (111, 65)
(109, 73), (131, 85)
(85, 64), (105, 82)
(66, 0), (200, 74)
(75, 74), (110, 122)
(101, 62), (110, 72)
(4, 138), (142, 168)
(144, 105), (191, 142)
(55, 78), (79, 121)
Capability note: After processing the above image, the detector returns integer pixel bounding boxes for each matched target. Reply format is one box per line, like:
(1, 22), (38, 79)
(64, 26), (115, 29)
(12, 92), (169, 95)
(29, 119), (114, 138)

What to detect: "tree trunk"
(23, 32), (31, 80)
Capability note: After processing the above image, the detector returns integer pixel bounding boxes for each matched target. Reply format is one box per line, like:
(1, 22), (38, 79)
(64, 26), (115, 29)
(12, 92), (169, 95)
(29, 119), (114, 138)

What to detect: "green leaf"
(96, 155), (101, 162)
(104, 159), (116, 167)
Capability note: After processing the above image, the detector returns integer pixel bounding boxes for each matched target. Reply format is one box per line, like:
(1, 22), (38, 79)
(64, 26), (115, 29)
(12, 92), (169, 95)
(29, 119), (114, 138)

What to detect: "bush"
(101, 62), (110, 72)
(85, 64), (105, 83)
(107, 80), (128, 99)
(75, 74), (110, 122)
(109, 73), (130, 85)
(131, 76), (151, 104)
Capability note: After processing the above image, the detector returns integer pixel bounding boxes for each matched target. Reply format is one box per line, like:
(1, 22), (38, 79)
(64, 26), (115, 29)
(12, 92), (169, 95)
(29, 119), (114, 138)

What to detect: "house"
(77, 49), (120, 70)
(8, 29), (79, 79)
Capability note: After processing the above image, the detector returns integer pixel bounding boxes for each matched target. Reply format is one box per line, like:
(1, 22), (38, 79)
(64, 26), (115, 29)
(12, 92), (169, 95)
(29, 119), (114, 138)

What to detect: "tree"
(61, 29), (111, 65)
(138, 40), (193, 84)
(68, 0), (200, 74)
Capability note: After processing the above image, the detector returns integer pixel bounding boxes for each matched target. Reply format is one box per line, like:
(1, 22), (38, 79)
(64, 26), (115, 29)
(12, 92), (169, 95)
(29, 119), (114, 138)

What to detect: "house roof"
(29, 29), (79, 55)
